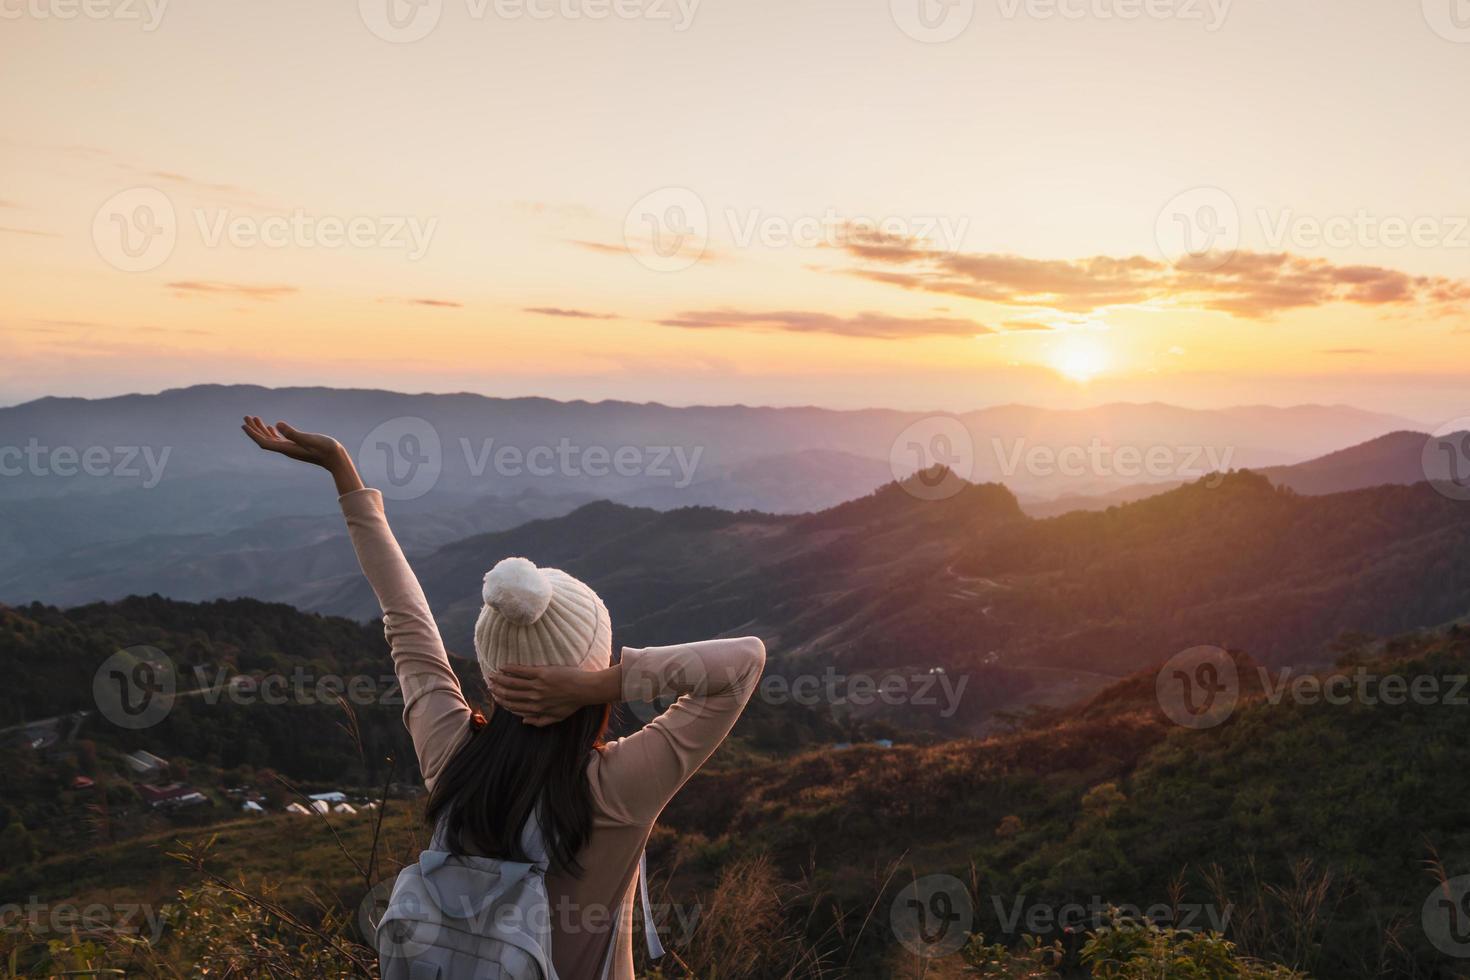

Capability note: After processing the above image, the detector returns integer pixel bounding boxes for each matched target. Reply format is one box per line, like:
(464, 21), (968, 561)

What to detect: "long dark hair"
(425, 703), (610, 873)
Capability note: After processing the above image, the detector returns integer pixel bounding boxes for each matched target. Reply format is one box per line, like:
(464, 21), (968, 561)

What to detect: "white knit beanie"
(473, 557), (612, 678)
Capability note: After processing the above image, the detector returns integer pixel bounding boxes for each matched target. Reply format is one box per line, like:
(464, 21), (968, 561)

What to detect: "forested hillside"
(5, 628), (1468, 977)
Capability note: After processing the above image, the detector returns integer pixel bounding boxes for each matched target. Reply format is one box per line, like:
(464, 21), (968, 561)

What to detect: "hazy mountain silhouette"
(1024, 428), (1465, 517)
(0, 385), (1420, 609)
(0, 384), (1414, 503)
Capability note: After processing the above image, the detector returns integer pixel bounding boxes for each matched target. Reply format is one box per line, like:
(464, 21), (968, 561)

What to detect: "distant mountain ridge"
(1024, 428), (1465, 516)
(1258, 428), (1466, 493)
(0, 384), (1417, 503)
(0, 382), (1434, 620)
(0, 384), (1420, 609)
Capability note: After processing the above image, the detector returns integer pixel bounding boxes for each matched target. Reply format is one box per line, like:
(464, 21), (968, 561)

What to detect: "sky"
(3, 0), (1470, 422)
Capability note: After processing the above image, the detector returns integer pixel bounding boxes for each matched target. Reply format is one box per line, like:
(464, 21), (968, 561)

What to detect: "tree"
(74, 739), (98, 774)
(0, 820), (39, 870)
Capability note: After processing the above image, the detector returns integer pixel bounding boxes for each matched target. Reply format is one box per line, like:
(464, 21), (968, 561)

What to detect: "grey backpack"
(374, 818), (663, 980)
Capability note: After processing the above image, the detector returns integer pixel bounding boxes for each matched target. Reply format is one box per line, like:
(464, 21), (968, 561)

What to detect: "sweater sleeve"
(339, 488), (471, 790)
(595, 636), (766, 825)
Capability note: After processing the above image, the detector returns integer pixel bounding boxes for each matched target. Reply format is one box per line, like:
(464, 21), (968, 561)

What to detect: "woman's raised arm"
(240, 417), (471, 789)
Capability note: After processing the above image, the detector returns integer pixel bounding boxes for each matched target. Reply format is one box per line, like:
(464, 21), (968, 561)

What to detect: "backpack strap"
(638, 851), (666, 961)
(598, 850), (665, 980)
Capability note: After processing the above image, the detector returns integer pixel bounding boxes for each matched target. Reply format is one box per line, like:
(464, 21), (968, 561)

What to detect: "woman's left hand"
(488, 664), (618, 727)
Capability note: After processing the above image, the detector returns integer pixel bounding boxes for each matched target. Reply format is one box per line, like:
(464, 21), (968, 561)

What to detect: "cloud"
(35, 319), (105, 329)
(113, 164), (271, 207)
(19, 143), (272, 206)
(0, 226), (57, 237)
(839, 233), (1470, 320)
(656, 309), (992, 340)
(15, 321), (213, 345)
(134, 325), (215, 336)
(19, 319), (212, 339)
(165, 281), (297, 300)
(375, 297), (463, 308)
(571, 237), (722, 265)
(525, 307), (619, 320)
(50, 143), (111, 159)
(569, 239), (629, 256)
(1001, 320), (1055, 331)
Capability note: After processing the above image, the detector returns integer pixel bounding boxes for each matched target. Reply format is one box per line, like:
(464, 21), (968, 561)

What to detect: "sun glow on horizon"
(1050, 336), (1111, 383)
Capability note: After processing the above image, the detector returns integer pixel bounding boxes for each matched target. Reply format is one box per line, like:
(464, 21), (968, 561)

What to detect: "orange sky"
(3, 0), (1469, 421)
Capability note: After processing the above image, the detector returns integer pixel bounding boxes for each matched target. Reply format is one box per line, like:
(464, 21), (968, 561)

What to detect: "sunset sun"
(1051, 337), (1110, 383)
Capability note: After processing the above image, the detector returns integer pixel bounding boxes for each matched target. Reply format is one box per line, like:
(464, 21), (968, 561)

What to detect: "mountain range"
(0, 385), (1434, 611)
(310, 468), (1470, 733)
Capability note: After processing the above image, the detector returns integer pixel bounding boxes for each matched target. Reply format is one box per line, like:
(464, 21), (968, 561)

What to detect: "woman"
(241, 417), (766, 978)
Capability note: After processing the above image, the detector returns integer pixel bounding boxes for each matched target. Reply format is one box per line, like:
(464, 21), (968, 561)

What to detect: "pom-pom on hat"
(473, 557), (611, 678)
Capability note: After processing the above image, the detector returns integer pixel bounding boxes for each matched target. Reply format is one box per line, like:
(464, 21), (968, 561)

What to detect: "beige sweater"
(340, 488), (765, 979)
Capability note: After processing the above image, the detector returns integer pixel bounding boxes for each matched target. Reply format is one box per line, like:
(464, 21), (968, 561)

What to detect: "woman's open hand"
(241, 416), (364, 494)
(242, 416), (342, 466)
(488, 664), (621, 727)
